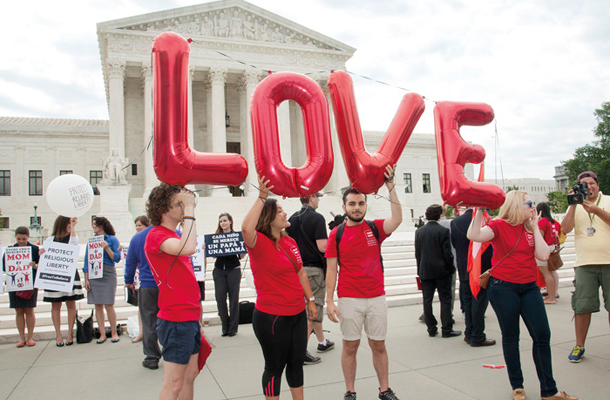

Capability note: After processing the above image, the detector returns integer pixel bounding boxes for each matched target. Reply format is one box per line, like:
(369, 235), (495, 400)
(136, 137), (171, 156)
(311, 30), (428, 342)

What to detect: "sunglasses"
(523, 201), (533, 208)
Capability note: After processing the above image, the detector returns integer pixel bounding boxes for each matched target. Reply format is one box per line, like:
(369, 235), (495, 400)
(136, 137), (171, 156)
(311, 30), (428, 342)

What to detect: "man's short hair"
(425, 204), (443, 221)
(578, 171), (598, 184)
(300, 192), (324, 205)
(15, 226), (30, 237)
(342, 188), (367, 204)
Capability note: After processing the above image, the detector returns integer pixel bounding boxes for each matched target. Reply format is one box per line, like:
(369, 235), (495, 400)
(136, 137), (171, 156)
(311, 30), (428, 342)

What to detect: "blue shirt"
(124, 226), (157, 288)
(83, 234), (121, 272)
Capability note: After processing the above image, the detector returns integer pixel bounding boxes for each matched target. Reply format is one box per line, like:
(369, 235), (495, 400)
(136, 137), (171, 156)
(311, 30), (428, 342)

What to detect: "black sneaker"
(303, 351), (321, 365)
(142, 359), (159, 370)
(317, 340), (335, 353)
(344, 391), (357, 400)
(379, 387), (400, 400)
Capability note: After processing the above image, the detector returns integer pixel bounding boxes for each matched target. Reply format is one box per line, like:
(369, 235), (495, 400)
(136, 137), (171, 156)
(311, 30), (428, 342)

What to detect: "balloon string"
(186, 40), (436, 103)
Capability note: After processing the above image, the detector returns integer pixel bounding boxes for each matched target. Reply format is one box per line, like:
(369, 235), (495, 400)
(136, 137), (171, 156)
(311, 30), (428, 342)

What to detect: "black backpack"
(335, 220), (384, 272)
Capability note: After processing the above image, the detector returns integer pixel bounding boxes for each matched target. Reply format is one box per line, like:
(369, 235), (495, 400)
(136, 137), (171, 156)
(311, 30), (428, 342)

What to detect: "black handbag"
(238, 301), (255, 324)
(93, 324), (122, 339)
(76, 310), (94, 344)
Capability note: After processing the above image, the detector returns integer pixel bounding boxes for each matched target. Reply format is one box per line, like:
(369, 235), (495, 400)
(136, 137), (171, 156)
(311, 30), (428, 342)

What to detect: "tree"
(546, 190), (569, 213)
(505, 185), (520, 192)
(563, 102), (610, 191)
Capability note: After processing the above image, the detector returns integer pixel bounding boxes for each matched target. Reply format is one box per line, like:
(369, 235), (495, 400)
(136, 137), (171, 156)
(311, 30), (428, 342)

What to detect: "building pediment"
(98, 0), (355, 54)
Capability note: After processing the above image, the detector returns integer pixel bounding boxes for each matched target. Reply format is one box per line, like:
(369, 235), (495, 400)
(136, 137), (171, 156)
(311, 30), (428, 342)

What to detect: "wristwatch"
(308, 297), (315, 302)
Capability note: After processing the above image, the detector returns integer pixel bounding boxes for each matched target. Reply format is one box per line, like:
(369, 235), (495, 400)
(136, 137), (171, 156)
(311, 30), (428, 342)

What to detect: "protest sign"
(204, 232), (247, 257)
(191, 236), (206, 281)
(87, 236), (105, 280)
(4, 247), (34, 292)
(121, 245), (128, 261)
(35, 241), (79, 292)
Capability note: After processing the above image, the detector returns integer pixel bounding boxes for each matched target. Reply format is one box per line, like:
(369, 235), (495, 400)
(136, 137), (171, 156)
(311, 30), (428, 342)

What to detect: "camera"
(328, 212), (346, 230)
(567, 182), (589, 205)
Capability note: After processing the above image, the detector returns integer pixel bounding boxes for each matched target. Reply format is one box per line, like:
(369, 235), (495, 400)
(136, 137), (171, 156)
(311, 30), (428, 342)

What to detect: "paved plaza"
(1, 286), (608, 400)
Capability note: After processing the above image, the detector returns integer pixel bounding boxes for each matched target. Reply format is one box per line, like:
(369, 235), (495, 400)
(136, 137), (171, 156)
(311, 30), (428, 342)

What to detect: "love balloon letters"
(152, 32), (503, 209)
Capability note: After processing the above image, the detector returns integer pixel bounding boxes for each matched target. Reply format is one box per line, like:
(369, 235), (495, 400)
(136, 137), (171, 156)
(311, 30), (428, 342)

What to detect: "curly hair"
(93, 216), (116, 236)
(255, 198), (286, 247)
(146, 183), (182, 226)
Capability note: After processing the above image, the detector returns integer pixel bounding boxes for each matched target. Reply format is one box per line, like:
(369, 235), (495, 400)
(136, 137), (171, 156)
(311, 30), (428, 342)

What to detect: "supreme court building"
(0, 0), (447, 242)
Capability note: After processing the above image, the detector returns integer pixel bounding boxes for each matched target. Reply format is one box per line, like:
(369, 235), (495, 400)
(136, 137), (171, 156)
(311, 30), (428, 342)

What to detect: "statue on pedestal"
(103, 149), (129, 184)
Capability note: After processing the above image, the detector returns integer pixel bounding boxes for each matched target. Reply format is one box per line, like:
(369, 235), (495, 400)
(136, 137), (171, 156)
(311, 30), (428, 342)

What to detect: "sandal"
(16, 341), (26, 348)
(56, 342), (65, 347)
(65, 341), (74, 346)
(96, 338), (107, 344)
(27, 339), (36, 347)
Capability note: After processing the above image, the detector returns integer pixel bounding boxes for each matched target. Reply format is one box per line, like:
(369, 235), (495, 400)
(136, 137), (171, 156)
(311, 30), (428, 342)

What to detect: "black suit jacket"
(415, 221), (454, 279)
(450, 209), (493, 282)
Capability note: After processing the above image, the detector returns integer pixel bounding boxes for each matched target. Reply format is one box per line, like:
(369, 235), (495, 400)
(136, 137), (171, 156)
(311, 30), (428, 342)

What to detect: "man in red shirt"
(326, 165), (403, 400)
(144, 184), (201, 400)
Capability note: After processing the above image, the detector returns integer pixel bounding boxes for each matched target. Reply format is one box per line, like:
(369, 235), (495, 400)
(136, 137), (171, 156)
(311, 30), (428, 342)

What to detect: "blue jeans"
(488, 278), (557, 397)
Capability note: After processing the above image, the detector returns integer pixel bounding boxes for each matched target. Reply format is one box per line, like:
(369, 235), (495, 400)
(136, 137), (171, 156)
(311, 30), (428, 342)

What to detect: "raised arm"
(561, 204), (576, 234)
(242, 177), (273, 249)
(159, 190), (198, 256)
(532, 211), (551, 260)
(382, 164), (403, 235)
(467, 209), (495, 242)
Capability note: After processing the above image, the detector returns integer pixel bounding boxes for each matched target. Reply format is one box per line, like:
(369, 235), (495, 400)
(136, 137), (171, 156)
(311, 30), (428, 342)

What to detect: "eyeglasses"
(523, 201), (533, 208)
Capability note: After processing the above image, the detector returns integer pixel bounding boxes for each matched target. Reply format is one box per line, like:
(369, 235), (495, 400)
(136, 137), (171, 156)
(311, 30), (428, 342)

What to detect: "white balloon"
(46, 174), (94, 218)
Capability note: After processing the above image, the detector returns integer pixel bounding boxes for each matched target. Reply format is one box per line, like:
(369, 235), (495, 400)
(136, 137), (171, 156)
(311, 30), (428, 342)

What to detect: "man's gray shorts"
(305, 266), (325, 323)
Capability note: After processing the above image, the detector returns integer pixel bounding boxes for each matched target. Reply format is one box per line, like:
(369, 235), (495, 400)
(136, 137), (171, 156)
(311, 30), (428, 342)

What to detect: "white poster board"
(191, 236), (206, 281)
(87, 236), (105, 280)
(35, 241), (79, 292)
(5, 247), (34, 292)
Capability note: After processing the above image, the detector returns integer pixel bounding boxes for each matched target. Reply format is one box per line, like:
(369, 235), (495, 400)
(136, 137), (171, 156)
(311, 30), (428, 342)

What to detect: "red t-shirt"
(144, 226), (201, 322)
(325, 219), (389, 298)
(538, 218), (561, 246)
(247, 232), (305, 316)
(488, 219), (537, 284)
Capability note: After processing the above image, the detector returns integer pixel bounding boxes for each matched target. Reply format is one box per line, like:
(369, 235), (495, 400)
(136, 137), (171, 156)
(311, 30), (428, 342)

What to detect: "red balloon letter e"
(433, 102), (505, 209)
(327, 70), (425, 194)
(152, 32), (247, 187)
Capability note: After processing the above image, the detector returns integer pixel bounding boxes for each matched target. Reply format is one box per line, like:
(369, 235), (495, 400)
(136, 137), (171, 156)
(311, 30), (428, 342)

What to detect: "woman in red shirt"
(536, 202), (562, 304)
(468, 191), (577, 400)
(242, 177), (317, 400)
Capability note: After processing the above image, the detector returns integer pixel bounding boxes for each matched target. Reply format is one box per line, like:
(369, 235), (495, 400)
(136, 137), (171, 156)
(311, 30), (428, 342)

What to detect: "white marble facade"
(0, 0), (451, 242)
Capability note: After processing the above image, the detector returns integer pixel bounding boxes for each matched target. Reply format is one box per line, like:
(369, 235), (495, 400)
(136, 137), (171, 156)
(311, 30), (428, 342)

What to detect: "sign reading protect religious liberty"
(4, 247), (34, 292)
(87, 236), (105, 280)
(191, 236), (206, 281)
(35, 241), (79, 292)
(204, 231), (247, 257)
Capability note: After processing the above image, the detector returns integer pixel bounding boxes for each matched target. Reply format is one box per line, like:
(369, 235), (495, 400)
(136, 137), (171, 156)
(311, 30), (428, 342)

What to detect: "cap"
(577, 171), (598, 183)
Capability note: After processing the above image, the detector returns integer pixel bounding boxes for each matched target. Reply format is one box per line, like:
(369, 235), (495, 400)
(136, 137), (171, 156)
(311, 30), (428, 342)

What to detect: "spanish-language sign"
(191, 236), (206, 281)
(87, 236), (105, 280)
(204, 231), (247, 257)
(35, 241), (79, 292)
(4, 247), (34, 292)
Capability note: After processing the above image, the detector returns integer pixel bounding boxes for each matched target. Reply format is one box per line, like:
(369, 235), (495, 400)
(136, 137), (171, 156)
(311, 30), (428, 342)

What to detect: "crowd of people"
(4, 168), (610, 400)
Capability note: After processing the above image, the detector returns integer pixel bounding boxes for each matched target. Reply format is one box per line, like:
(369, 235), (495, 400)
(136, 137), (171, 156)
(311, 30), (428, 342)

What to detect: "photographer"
(561, 171), (610, 363)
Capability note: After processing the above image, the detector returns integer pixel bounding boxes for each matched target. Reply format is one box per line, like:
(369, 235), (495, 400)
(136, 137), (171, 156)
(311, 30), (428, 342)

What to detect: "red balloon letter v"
(327, 71), (425, 194)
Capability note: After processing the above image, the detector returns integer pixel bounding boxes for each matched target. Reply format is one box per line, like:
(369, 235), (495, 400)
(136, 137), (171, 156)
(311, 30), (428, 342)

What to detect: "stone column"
(142, 63), (158, 198)
(278, 101), (292, 166)
(107, 60), (126, 158)
(239, 69), (261, 196)
(207, 67), (229, 197)
(188, 66), (196, 147)
(317, 75), (347, 195)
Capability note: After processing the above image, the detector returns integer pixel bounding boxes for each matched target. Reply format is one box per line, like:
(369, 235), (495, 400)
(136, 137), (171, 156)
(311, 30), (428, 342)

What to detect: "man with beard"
(325, 165), (403, 400)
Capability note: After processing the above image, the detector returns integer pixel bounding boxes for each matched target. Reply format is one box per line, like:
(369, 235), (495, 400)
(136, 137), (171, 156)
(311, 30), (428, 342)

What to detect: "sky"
(1, 0), (609, 181)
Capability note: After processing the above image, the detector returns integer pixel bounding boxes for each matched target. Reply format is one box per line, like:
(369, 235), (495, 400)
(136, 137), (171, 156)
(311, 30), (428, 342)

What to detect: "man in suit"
(415, 204), (461, 338)
(450, 207), (496, 347)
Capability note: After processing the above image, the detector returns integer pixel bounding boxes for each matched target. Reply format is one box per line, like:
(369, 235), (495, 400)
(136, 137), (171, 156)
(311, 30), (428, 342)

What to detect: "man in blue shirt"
(124, 225), (161, 369)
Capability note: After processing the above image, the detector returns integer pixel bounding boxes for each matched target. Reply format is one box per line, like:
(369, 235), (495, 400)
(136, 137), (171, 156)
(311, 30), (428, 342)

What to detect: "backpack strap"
(335, 220), (384, 272)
